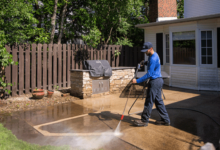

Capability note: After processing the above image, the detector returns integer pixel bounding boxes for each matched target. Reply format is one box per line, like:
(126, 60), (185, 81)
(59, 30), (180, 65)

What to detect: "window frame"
(200, 29), (214, 66)
(171, 30), (196, 66)
(165, 34), (170, 64)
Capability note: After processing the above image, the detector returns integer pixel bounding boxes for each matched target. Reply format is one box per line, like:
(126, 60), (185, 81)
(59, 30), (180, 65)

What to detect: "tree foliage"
(177, 0), (184, 18)
(0, 0), (49, 44)
(0, 0), (46, 94)
(27, 0), (148, 46)
(86, 0), (148, 46)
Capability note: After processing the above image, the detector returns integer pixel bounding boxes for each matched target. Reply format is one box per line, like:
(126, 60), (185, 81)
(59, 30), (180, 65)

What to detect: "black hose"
(166, 107), (220, 127)
(127, 82), (220, 127)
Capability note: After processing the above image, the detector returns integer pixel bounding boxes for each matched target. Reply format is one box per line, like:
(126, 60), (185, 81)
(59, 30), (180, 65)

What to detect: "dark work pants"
(141, 78), (170, 123)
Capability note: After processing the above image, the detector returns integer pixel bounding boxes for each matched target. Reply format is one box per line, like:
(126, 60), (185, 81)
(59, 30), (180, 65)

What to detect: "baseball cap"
(141, 42), (153, 52)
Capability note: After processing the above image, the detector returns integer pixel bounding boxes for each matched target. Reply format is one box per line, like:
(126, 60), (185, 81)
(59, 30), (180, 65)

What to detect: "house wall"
(199, 67), (219, 91)
(170, 66), (197, 89)
(144, 18), (220, 91)
(184, 0), (220, 18)
(163, 65), (170, 85)
(197, 19), (219, 91)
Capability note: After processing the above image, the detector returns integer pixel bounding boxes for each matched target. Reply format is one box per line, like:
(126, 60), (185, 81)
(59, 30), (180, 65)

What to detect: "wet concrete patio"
(0, 85), (220, 150)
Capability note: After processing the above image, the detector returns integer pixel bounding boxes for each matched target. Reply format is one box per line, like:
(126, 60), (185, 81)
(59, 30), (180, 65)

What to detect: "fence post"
(75, 44), (78, 69)
(107, 45), (111, 66)
(103, 45), (107, 60)
(63, 44), (67, 88)
(67, 44), (71, 87)
(116, 45), (120, 67)
(80, 44), (83, 69)
(37, 44), (42, 89)
(87, 45), (91, 60)
(94, 46), (97, 60)
(53, 44), (58, 89)
(48, 44), (52, 90)
(19, 45), (24, 95)
(120, 46), (124, 66)
(112, 45), (115, 67)
(31, 44), (36, 92)
(5, 45), (11, 94)
(25, 44), (30, 94)
(12, 45), (18, 96)
(72, 44), (76, 69)
(91, 47), (94, 60)
(43, 44), (47, 90)
(58, 44), (62, 90)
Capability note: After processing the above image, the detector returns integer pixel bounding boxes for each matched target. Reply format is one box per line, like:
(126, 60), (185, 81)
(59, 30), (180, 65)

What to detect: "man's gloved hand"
(140, 60), (145, 67)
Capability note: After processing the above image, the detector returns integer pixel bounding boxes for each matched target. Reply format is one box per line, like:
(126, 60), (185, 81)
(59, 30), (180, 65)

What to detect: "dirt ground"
(0, 88), (79, 115)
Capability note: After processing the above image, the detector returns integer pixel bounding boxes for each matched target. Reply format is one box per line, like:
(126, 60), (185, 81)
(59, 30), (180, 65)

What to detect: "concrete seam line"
(34, 113), (94, 128)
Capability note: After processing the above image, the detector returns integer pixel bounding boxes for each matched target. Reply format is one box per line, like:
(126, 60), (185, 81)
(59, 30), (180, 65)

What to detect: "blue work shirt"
(136, 52), (162, 84)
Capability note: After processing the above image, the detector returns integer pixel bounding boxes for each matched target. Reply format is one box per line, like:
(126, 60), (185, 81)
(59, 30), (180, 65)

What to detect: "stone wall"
(70, 68), (135, 99)
(110, 69), (135, 94)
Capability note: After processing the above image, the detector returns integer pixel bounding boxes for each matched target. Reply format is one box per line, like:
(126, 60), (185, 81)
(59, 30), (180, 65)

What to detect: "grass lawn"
(0, 123), (70, 150)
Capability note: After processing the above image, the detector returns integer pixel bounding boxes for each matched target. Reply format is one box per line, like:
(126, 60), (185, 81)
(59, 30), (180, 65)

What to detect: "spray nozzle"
(120, 115), (124, 120)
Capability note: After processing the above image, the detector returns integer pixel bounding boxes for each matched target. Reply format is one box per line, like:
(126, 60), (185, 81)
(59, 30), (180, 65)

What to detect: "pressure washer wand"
(120, 63), (141, 121)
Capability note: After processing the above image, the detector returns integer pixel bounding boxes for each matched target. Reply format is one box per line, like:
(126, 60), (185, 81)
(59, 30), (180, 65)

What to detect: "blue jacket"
(136, 52), (162, 84)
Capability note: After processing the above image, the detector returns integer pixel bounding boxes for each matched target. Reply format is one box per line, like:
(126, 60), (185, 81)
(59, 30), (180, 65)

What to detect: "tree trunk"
(58, 2), (68, 44)
(35, 2), (41, 28)
(104, 27), (113, 45)
(50, 0), (58, 44)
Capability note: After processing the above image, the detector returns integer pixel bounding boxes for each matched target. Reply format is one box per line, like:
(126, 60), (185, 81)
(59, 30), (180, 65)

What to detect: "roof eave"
(135, 13), (220, 29)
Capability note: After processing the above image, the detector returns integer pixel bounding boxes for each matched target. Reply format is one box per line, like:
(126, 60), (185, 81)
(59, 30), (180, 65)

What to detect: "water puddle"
(0, 97), (140, 149)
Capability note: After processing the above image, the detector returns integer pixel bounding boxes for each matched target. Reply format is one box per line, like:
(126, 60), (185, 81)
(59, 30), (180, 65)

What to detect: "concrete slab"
(0, 85), (219, 150)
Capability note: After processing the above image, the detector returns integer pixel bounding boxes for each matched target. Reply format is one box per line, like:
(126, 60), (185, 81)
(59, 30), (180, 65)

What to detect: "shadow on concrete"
(88, 111), (155, 129)
(119, 82), (148, 98)
(130, 85), (220, 149)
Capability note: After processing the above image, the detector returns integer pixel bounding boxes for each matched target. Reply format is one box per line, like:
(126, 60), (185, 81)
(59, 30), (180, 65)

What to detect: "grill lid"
(83, 60), (112, 77)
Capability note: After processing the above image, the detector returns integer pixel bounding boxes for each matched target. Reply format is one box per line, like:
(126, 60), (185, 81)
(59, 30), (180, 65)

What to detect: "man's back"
(147, 52), (162, 80)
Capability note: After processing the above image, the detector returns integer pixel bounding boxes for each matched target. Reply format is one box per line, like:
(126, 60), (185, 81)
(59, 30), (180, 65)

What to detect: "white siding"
(145, 27), (163, 49)
(184, 0), (220, 18)
(163, 65), (170, 86)
(197, 19), (217, 29)
(199, 67), (218, 91)
(171, 66), (197, 89)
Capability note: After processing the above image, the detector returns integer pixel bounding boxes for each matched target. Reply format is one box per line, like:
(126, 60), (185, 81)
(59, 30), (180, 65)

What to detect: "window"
(172, 31), (196, 65)
(166, 34), (170, 63)
(201, 31), (212, 64)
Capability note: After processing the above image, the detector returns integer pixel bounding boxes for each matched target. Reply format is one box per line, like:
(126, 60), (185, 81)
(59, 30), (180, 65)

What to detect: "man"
(132, 42), (170, 127)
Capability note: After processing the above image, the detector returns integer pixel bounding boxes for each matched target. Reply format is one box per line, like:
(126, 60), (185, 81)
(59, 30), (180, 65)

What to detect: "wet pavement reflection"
(0, 96), (142, 150)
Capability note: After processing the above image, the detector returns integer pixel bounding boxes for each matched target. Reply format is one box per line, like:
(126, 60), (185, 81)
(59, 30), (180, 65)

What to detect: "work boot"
(155, 120), (170, 126)
(133, 119), (148, 127)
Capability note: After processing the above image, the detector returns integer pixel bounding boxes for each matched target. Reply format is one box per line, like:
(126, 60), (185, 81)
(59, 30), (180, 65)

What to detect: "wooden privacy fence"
(4, 44), (144, 96)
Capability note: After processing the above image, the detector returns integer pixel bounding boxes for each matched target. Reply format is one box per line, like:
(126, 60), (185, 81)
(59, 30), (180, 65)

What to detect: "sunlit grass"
(0, 123), (70, 150)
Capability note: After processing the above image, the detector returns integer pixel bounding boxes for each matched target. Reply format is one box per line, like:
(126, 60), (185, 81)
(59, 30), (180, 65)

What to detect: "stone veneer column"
(110, 69), (135, 93)
(70, 71), (83, 98)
